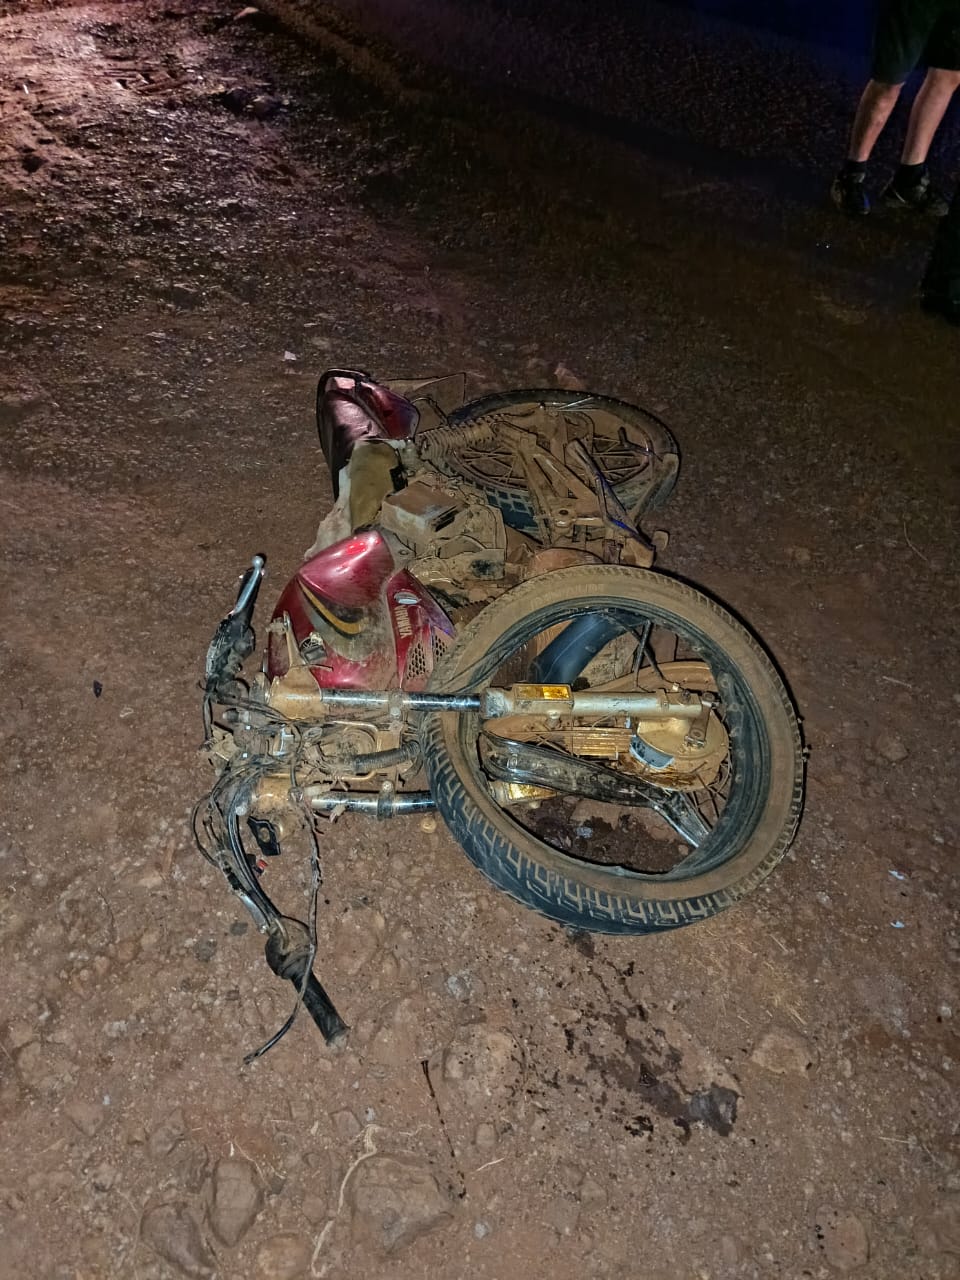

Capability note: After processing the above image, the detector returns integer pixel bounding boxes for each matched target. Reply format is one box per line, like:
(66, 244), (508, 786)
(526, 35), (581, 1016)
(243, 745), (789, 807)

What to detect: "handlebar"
(264, 922), (348, 1048)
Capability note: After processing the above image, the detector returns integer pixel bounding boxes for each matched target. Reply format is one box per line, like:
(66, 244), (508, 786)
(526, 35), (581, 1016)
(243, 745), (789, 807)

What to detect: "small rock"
(64, 1098), (104, 1138)
(16, 1041), (72, 1094)
(816, 1207), (870, 1272)
(555, 1161), (583, 1194)
(348, 1155), (453, 1252)
(148, 1108), (187, 1158)
(552, 362), (587, 391)
(332, 1109), (362, 1141)
(255, 1233), (310, 1279)
(688, 1084), (738, 1136)
(301, 1193), (327, 1226)
(331, 906), (385, 976)
(91, 1162), (116, 1192)
(875, 733), (908, 763)
(249, 94), (281, 120)
(141, 1203), (215, 1278)
(578, 1175), (607, 1210)
(915, 1193), (960, 1255)
(445, 972), (472, 1001)
(541, 1199), (578, 1235)
(367, 996), (422, 1067)
(205, 1156), (264, 1246)
(751, 1028), (818, 1076)
(720, 1235), (741, 1266)
(115, 937), (140, 964)
(474, 1122), (497, 1150)
(169, 283), (201, 310)
(6, 1020), (36, 1051)
(171, 1142), (211, 1194)
(0, 394), (44, 426)
(474, 1220), (492, 1239)
(435, 1024), (523, 1115)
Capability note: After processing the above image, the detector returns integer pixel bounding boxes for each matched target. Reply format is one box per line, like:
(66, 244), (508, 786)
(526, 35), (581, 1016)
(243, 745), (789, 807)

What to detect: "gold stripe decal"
(298, 582), (366, 636)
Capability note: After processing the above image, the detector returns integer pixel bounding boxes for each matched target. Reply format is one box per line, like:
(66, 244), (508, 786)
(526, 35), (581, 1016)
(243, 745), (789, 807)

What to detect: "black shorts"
(872, 0), (960, 82)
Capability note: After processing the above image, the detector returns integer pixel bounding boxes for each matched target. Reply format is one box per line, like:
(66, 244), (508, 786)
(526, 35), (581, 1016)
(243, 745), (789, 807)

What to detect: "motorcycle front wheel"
(420, 566), (803, 934)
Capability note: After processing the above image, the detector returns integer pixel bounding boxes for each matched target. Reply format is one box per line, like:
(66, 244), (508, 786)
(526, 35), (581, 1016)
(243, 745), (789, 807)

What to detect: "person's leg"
(847, 79), (905, 162)
(920, 180), (960, 320)
(900, 66), (960, 162)
(883, 6), (960, 211)
(832, 1), (927, 214)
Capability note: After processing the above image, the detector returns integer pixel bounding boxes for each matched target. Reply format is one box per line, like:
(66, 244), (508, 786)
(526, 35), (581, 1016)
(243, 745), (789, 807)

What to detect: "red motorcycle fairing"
(317, 370), (419, 498)
(265, 528), (455, 692)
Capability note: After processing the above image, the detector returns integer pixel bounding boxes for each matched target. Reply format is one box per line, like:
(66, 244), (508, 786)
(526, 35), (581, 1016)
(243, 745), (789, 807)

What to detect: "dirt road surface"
(1, 3), (958, 1278)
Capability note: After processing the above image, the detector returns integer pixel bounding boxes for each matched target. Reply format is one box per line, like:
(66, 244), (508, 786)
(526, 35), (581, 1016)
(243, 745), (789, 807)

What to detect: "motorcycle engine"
(381, 476), (506, 592)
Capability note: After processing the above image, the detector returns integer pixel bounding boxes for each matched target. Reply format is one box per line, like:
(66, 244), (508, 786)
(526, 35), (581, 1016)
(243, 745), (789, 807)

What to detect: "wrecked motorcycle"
(194, 370), (803, 1056)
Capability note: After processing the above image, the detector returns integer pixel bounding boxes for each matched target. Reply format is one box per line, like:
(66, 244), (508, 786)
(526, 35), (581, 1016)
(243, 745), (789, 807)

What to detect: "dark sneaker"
(882, 172), (949, 215)
(831, 169), (870, 216)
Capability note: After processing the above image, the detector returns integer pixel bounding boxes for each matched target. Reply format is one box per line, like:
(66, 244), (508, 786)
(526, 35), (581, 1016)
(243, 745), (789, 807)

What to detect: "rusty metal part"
(485, 664), (728, 791)
(480, 734), (710, 844)
(262, 663), (325, 720)
(253, 773), (434, 817)
(479, 683), (704, 719)
(484, 710), (726, 792)
(586, 660), (718, 696)
(523, 546), (601, 574)
(488, 781), (556, 806)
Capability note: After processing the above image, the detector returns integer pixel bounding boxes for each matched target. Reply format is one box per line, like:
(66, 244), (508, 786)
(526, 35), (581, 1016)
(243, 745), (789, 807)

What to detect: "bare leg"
(900, 67), (960, 164)
(847, 79), (903, 161)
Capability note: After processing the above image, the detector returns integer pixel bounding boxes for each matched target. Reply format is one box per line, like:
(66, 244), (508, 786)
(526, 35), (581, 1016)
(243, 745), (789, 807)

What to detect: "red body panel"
(266, 531), (454, 691)
(299, 529), (396, 609)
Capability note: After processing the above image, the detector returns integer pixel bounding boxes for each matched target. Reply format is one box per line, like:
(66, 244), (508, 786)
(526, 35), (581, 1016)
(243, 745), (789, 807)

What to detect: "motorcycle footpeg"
(264, 922), (348, 1048)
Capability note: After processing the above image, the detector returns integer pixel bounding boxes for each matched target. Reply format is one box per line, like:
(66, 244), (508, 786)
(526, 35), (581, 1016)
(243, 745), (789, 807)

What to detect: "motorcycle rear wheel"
(440, 389), (679, 533)
(420, 566), (803, 934)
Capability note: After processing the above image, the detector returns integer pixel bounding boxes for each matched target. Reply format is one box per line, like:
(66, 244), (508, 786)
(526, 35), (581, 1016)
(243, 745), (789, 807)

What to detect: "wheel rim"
(458, 598), (770, 884)
(450, 397), (661, 493)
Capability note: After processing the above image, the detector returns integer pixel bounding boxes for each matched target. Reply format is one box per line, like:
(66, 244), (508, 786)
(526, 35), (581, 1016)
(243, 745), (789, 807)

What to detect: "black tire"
(440, 389), (679, 534)
(421, 566), (803, 934)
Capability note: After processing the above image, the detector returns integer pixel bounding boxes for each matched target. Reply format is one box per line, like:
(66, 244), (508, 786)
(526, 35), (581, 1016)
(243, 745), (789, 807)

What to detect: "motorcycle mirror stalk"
(203, 554), (267, 696)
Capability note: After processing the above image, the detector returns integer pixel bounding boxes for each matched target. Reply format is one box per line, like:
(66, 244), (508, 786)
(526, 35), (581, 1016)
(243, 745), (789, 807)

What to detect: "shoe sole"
(882, 191), (948, 216)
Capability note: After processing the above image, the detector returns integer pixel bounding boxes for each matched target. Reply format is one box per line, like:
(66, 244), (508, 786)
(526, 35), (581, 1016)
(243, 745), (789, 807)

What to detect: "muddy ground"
(1, 2), (958, 1278)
